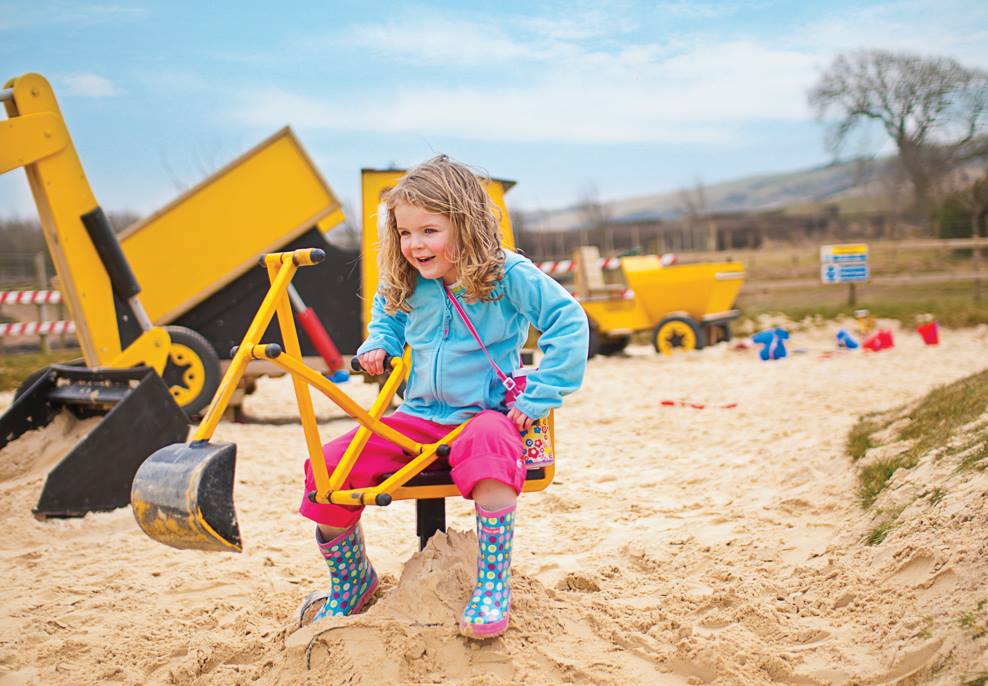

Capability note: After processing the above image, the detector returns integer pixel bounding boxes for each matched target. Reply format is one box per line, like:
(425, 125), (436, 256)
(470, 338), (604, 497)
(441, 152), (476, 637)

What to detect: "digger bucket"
(0, 364), (189, 517)
(130, 441), (242, 553)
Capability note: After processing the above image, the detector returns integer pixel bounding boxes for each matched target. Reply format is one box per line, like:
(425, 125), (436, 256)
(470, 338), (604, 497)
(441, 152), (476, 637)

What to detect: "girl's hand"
(357, 348), (388, 376)
(507, 407), (534, 432)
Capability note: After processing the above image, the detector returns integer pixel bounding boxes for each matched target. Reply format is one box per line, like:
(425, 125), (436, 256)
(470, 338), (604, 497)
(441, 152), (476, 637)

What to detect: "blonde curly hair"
(378, 154), (505, 315)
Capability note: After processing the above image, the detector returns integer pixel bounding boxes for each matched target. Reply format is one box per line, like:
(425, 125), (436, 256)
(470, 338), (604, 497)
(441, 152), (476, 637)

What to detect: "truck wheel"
(653, 316), (705, 355)
(14, 367), (51, 400)
(162, 326), (220, 418)
(14, 358), (84, 400)
(587, 323), (601, 359)
(706, 323), (732, 345)
(598, 335), (631, 356)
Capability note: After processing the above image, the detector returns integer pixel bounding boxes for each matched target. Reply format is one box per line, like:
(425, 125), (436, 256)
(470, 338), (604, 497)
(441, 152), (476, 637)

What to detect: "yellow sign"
(827, 243), (868, 257)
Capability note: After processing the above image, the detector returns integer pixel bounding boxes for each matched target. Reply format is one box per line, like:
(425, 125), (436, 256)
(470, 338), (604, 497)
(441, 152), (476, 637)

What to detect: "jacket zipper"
(433, 282), (449, 407)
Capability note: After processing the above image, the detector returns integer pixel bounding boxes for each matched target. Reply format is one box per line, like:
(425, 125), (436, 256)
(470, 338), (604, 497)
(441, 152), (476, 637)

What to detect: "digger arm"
(1, 73), (144, 366)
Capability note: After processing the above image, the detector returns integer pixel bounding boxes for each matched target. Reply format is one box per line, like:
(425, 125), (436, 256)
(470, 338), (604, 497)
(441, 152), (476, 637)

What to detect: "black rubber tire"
(598, 335), (631, 356)
(587, 323), (601, 359)
(706, 323), (733, 345)
(14, 358), (85, 400)
(14, 366), (51, 401)
(652, 316), (706, 354)
(162, 326), (221, 419)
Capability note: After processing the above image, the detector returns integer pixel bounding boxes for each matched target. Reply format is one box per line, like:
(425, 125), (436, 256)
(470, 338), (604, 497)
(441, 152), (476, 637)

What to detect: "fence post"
(973, 232), (982, 303)
(34, 252), (51, 355)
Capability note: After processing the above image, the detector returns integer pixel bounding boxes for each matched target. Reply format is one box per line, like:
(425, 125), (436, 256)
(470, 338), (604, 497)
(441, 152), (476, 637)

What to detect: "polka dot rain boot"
(459, 503), (515, 639)
(312, 522), (378, 621)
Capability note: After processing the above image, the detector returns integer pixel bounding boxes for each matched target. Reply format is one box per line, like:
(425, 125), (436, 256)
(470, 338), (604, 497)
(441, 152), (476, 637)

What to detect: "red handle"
(297, 307), (343, 371)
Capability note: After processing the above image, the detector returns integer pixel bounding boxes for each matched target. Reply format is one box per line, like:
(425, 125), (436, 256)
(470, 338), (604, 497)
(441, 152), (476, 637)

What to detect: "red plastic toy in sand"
(863, 329), (894, 352)
(917, 321), (939, 346)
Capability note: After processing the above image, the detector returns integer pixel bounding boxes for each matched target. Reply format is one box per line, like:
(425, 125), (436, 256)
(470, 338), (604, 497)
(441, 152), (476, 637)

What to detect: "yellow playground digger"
(131, 249), (555, 553)
(0, 73), (196, 517)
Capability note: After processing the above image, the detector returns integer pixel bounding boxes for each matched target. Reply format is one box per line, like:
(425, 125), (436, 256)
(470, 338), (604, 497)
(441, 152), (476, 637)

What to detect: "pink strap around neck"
(443, 284), (515, 391)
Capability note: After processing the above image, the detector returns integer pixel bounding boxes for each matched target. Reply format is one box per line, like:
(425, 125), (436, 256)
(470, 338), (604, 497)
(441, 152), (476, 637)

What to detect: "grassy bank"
(846, 367), (988, 514)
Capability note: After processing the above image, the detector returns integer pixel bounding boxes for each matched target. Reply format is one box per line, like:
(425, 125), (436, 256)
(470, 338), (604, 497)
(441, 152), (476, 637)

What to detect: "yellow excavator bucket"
(131, 441), (241, 552)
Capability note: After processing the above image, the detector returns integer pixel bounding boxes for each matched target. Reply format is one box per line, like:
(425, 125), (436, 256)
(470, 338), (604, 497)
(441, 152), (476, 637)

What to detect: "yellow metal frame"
(189, 249), (554, 506)
(2, 73), (128, 365)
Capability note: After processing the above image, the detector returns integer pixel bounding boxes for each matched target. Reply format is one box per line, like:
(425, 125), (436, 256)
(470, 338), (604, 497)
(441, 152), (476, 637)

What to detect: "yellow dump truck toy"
(573, 248), (745, 357)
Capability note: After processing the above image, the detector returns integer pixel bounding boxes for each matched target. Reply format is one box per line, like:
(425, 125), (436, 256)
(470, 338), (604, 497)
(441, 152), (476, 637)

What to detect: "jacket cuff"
(512, 396), (549, 421)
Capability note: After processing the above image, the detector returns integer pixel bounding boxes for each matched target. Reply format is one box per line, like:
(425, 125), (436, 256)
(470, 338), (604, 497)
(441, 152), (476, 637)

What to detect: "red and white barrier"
(536, 255), (677, 275)
(536, 257), (620, 275)
(0, 320), (76, 337)
(0, 290), (62, 305)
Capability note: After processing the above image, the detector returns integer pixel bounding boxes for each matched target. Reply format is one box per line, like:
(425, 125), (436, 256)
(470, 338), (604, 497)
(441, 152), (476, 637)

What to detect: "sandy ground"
(1, 321), (987, 685)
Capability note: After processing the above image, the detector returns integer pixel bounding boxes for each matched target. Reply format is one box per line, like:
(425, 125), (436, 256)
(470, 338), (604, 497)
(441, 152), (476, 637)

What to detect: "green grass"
(0, 348), (81, 392)
(858, 456), (917, 508)
(848, 368), (988, 507)
(847, 415), (883, 462)
(959, 599), (987, 639)
(865, 516), (896, 545)
(927, 488), (946, 505)
(965, 675), (988, 686)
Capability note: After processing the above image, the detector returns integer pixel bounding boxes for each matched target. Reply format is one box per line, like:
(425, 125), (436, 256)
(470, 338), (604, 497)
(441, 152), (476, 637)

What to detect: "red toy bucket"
(917, 321), (939, 345)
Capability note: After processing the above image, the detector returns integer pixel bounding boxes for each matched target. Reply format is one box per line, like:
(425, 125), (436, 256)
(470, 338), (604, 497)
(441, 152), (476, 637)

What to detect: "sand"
(0, 321), (986, 685)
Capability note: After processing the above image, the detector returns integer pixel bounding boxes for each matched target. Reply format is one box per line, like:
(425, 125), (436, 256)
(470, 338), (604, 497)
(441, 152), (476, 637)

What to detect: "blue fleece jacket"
(356, 250), (589, 424)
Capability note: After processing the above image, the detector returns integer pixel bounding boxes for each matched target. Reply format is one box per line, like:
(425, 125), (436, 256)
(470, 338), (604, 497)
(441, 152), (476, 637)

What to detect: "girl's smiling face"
(394, 202), (459, 284)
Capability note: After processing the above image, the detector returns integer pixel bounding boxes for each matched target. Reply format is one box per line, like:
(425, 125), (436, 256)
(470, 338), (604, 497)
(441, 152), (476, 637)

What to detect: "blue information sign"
(820, 244), (869, 284)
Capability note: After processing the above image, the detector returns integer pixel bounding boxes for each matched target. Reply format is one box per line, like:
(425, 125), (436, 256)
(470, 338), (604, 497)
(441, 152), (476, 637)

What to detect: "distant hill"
(522, 158), (885, 231)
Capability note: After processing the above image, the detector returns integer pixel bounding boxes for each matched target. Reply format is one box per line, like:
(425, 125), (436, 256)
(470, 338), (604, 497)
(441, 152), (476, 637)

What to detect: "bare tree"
(576, 182), (612, 251)
(809, 50), (988, 222)
(508, 208), (528, 255)
(874, 158), (913, 239)
(677, 179), (717, 251)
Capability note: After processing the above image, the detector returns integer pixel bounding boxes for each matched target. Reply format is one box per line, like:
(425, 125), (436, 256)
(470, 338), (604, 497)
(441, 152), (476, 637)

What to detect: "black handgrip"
(80, 206), (141, 299)
(350, 356), (395, 374)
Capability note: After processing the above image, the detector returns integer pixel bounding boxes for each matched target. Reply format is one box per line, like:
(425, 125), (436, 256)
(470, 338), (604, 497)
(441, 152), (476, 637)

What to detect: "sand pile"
(0, 321), (986, 684)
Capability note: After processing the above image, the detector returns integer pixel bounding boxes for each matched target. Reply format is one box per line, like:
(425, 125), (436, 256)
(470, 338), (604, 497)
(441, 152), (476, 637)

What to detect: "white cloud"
(654, 1), (748, 20)
(0, 3), (146, 30)
(231, 3), (987, 145)
(343, 17), (541, 65)
(61, 72), (120, 97)
(792, 0), (988, 69)
(524, 11), (638, 41)
(234, 37), (815, 144)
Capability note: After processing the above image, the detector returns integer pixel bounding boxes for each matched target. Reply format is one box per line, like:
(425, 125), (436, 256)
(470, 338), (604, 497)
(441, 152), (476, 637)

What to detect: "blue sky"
(2, 0), (987, 220)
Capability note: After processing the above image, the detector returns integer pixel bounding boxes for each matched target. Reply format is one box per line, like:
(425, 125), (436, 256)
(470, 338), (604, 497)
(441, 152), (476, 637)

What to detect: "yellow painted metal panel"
(359, 168), (516, 334)
(621, 258), (744, 323)
(581, 298), (652, 332)
(3, 73), (122, 364)
(119, 128), (342, 324)
(0, 111), (68, 174)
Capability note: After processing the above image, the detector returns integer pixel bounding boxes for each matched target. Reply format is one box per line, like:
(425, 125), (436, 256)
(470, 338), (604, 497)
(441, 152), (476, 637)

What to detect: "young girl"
(298, 155), (588, 638)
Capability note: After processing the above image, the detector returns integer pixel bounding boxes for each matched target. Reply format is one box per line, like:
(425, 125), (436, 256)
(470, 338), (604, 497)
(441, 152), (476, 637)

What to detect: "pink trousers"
(299, 410), (525, 527)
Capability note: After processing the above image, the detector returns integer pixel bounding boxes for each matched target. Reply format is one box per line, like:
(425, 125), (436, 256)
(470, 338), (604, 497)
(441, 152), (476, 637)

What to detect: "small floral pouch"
(444, 285), (555, 469)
